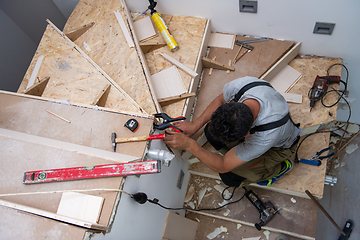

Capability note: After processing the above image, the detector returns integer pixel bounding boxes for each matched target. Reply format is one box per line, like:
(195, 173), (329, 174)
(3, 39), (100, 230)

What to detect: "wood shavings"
(186, 202), (195, 209)
(223, 209), (230, 216)
(242, 237), (260, 240)
(263, 230), (270, 240)
(345, 143), (358, 155)
(215, 180), (221, 184)
(206, 226), (228, 239)
(236, 223), (242, 229)
(198, 188), (207, 207)
(184, 185), (195, 203)
(188, 158), (200, 165)
(291, 197), (297, 203)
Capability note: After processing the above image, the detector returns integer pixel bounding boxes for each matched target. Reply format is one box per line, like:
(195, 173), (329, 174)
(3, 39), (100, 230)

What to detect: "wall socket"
(239, 0), (258, 13)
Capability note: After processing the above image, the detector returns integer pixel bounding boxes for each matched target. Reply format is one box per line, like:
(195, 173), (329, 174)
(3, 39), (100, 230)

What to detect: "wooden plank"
(151, 66), (186, 99)
(0, 199), (108, 231)
(268, 64), (302, 93)
(57, 192), (104, 223)
(159, 52), (198, 78)
(26, 55), (44, 90)
(64, 22), (95, 42)
(162, 211), (198, 240)
(0, 128), (139, 163)
(208, 32), (236, 49)
(121, 0), (162, 113)
(114, 10), (134, 47)
(281, 92), (302, 104)
(133, 16), (156, 42)
(24, 76), (49, 96)
(260, 42), (302, 81)
(158, 93), (196, 106)
(201, 57), (234, 71)
(140, 42), (167, 54)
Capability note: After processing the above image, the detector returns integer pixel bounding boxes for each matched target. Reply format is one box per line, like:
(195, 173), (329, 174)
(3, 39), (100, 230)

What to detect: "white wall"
(126, 0), (360, 124)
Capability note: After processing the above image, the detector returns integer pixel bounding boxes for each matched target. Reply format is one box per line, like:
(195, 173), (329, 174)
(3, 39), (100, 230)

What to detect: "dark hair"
(208, 102), (254, 143)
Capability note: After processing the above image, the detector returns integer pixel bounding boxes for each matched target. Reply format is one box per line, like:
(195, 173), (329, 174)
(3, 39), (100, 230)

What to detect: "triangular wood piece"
(201, 57), (234, 71)
(140, 43), (167, 54)
(64, 22), (95, 42)
(23, 76), (49, 96)
(92, 84), (111, 107)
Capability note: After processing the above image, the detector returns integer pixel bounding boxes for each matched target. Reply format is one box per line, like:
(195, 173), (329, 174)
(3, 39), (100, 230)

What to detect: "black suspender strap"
(230, 80), (296, 133)
(250, 112), (290, 134)
(231, 81), (273, 103)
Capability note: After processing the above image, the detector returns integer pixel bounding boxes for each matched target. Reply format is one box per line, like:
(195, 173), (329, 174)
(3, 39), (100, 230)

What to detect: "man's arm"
(164, 130), (246, 173)
(173, 93), (226, 137)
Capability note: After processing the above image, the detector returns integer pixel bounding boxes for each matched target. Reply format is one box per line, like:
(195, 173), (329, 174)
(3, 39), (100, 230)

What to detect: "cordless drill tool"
(308, 75), (340, 111)
(244, 188), (279, 230)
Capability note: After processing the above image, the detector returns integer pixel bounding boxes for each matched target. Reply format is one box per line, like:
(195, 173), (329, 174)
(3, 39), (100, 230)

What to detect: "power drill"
(244, 188), (278, 230)
(309, 75), (340, 111)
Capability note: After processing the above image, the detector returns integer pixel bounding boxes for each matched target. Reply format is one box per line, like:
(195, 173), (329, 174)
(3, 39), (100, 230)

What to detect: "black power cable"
(131, 187), (246, 212)
(295, 63), (352, 163)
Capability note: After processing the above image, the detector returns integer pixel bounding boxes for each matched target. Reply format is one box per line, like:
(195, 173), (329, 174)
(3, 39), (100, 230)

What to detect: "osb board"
(189, 132), (330, 198)
(0, 206), (86, 239)
(287, 56), (342, 128)
(193, 37), (295, 124)
(185, 175), (317, 239)
(142, 14), (207, 118)
(18, 25), (140, 113)
(0, 92), (153, 158)
(63, 0), (157, 115)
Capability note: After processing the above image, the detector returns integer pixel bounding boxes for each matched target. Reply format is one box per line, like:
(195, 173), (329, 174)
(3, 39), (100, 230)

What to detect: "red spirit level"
(23, 160), (161, 184)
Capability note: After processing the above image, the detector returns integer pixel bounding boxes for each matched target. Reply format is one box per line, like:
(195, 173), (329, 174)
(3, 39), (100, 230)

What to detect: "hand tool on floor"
(124, 118), (139, 132)
(235, 38), (268, 44)
(111, 132), (165, 152)
(308, 75), (341, 111)
(233, 42), (254, 63)
(299, 147), (335, 166)
(143, 0), (179, 52)
(305, 190), (351, 238)
(23, 160), (161, 184)
(153, 113), (185, 132)
(244, 187), (279, 230)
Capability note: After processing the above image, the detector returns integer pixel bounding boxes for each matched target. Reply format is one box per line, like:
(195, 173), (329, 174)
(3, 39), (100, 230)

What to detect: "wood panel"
(18, 25), (141, 113)
(63, 0), (157, 115)
(142, 14), (208, 118)
(193, 37), (295, 125)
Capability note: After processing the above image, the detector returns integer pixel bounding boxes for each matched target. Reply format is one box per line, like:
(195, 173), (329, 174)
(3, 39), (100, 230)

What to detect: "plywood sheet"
(162, 211), (198, 240)
(287, 56), (342, 128)
(63, 0), (157, 115)
(18, 25), (140, 113)
(0, 92), (153, 157)
(57, 192), (104, 223)
(133, 16), (156, 42)
(151, 66), (186, 99)
(208, 32), (235, 49)
(193, 37), (295, 125)
(142, 14), (207, 118)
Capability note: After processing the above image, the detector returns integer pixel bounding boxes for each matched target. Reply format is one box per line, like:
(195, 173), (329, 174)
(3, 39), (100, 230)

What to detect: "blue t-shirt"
(223, 76), (301, 161)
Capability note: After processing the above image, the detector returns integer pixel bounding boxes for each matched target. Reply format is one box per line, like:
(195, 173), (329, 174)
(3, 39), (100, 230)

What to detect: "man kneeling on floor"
(164, 76), (301, 188)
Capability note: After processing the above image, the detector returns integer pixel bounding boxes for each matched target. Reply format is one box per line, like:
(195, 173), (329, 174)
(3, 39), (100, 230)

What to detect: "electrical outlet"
(239, 0), (258, 13)
(313, 22), (335, 35)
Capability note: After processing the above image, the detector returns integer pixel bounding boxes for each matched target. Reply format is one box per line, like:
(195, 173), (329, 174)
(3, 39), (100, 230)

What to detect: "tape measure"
(124, 119), (139, 132)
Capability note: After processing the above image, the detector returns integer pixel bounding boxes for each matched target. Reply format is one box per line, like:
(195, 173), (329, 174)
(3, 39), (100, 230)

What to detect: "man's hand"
(163, 129), (195, 150)
(172, 121), (199, 137)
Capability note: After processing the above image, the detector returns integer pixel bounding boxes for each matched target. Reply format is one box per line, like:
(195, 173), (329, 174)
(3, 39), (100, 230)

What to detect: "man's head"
(208, 102), (254, 143)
